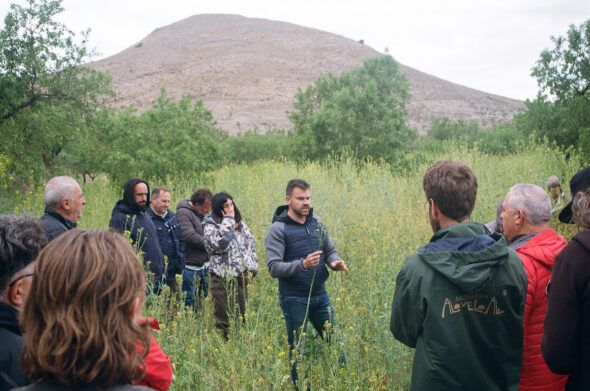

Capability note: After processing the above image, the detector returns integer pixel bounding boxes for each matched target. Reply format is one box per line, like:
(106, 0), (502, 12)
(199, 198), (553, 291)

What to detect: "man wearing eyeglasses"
(0, 215), (48, 390)
(148, 187), (185, 293)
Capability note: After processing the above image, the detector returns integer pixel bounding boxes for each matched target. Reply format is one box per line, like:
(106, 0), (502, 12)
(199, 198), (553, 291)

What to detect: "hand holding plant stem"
(303, 250), (322, 269)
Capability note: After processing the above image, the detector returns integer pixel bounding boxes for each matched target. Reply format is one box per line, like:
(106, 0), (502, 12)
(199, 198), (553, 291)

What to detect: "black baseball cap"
(559, 167), (590, 223)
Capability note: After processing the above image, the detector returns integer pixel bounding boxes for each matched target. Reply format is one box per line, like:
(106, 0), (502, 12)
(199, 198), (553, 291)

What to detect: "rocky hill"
(88, 14), (524, 134)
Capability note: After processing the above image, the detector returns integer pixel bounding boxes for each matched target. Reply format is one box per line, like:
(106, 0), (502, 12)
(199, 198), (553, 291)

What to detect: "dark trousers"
(210, 272), (248, 338)
(165, 260), (180, 292)
(279, 291), (335, 384)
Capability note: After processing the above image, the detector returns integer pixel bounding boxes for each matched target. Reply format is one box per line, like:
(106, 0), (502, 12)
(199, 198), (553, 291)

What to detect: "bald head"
(44, 176), (85, 222)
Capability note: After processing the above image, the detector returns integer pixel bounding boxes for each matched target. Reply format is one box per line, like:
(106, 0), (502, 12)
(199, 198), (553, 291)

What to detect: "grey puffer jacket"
(203, 215), (258, 278)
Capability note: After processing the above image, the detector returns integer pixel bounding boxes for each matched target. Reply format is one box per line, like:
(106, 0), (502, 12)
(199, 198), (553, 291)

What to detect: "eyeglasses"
(8, 272), (34, 288)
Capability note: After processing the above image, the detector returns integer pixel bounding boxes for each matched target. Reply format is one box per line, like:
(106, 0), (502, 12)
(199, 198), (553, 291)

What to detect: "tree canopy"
(517, 19), (590, 159)
(531, 19), (590, 102)
(0, 0), (112, 188)
(289, 55), (416, 163)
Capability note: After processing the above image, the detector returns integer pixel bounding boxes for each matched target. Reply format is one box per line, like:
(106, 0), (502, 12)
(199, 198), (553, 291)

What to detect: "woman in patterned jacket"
(203, 192), (258, 339)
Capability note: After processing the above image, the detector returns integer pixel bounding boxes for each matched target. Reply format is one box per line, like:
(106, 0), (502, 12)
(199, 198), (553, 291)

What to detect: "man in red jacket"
(502, 183), (568, 390)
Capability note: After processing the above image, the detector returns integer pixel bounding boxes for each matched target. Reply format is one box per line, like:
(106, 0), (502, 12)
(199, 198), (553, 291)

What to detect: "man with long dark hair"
(109, 178), (164, 294)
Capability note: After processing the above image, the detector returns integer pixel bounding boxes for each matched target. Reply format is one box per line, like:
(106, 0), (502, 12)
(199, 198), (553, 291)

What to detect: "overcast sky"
(2, 0), (589, 100)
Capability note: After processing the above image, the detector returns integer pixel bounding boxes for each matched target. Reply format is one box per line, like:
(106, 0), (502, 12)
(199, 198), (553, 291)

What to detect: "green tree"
(427, 118), (480, 142)
(0, 0), (112, 188)
(89, 90), (227, 184)
(289, 55), (416, 163)
(519, 19), (590, 158)
(532, 19), (590, 101)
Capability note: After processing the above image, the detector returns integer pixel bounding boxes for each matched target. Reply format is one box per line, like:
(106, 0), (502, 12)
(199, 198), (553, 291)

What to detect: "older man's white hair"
(506, 183), (551, 225)
(44, 176), (80, 209)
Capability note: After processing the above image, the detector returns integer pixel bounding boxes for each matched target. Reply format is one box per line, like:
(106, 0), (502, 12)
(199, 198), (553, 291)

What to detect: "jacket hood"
(119, 177), (150, 214)
(272, 204), (314, 224)
(418, 222), (511, 292)
(111, 199), (140, 217)
(177, 199), (197, 214)
(517, 229), (567, 270)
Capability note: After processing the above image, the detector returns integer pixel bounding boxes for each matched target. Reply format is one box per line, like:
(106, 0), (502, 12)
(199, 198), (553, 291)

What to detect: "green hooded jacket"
(391, 222), (527, 390)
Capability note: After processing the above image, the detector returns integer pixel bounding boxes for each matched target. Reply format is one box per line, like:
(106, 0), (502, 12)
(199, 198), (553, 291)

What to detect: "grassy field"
(8, 143), (583, 390)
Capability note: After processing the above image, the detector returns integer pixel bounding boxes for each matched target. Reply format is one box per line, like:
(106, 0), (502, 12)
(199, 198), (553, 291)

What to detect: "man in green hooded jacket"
(390, 160), (527, 390)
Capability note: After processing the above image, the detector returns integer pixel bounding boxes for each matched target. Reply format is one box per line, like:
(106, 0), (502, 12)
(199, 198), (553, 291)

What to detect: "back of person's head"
(44, 176), (80, 209)
(572, 188), (590, 230)
(191, 188), (213, 205)
(423, 160), (477, 221)
(0, 215), (47, 299)
(21, 229), (150, 388)
(286, 179), (310, 196)
(505, 184), (551, 225)
(211, 192), (242, 223)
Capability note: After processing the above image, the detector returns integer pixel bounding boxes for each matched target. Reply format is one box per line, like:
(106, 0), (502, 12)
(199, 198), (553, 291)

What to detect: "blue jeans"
(279, 291), (335, 384)
(182, 267), (209, 308)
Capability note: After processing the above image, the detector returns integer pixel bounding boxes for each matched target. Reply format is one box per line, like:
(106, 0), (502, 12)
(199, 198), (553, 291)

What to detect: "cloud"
(1, 0), (589, 99)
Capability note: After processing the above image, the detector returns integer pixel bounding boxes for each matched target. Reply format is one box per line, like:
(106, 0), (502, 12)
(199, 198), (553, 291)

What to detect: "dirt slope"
(88, 14), (524, 134)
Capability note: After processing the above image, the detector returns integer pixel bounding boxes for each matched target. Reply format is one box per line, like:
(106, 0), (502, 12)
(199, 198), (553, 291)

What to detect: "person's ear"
(7, 279), (27, 308)
(515, 210), (524, 225)
(60, 197), (71, 211)
(429, 199), (440, 218)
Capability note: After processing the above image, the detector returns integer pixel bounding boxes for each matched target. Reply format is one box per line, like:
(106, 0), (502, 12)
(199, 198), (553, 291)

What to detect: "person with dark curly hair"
(0, 215), (47, 391)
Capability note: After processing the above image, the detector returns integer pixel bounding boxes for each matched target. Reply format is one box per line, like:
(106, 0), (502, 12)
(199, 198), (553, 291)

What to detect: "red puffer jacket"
(517, 229), (568, 391)
(135, 317), (173, 391)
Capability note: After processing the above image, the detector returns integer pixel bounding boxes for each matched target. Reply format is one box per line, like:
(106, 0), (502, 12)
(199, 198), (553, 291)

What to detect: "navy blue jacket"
(147, 208), (185, 274)
(265, 205), (340, 297)
(109, 200), (164, 278)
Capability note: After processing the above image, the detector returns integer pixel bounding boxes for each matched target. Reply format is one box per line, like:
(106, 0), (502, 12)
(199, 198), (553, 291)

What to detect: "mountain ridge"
(88, 14), (524, 134)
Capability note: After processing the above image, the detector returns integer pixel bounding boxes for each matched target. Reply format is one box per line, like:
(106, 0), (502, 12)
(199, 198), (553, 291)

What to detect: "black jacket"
(39, 208), (76, 241)
(543, 230), (590, 390)
(176, 200), (208, 267)
(0, 303), (28, 390)
(147, 208), (185, 274)
(108, 179), (164, 277)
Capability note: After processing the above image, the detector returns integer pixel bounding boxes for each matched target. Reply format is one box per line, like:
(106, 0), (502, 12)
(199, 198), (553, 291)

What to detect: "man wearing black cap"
(109, 178), (165, 294)
(543, 166), (590, 390)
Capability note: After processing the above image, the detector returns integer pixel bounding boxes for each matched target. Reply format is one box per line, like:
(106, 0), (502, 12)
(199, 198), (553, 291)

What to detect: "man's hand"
(303, 250), (322, 270)
(330, 259), (349, 272)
